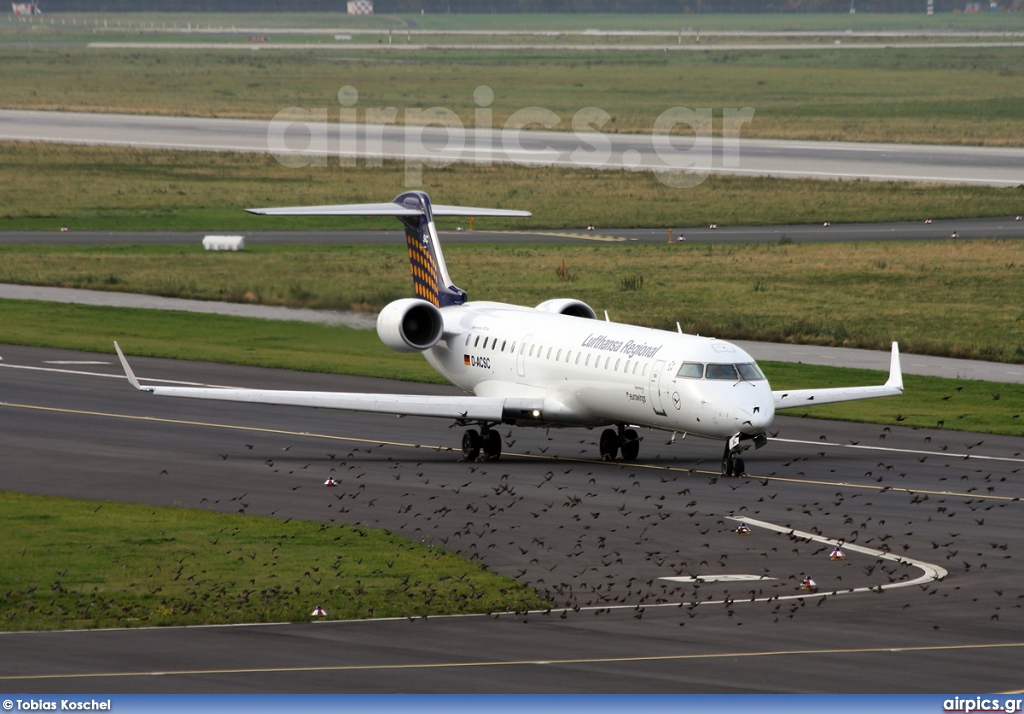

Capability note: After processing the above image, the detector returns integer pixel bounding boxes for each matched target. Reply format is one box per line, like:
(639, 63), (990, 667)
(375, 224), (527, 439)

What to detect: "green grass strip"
(0, 298), (445, 383)
(2, 299), (1022, 437)
(3, 239), (1023, 363)
(0, 491), (546, 632)
(3, 143), (1023, 233)
(761, 362), (1024, 438)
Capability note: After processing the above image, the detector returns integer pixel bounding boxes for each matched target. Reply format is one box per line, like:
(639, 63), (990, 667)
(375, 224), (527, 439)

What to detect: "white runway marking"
(0, 362), (236, 388)
(773, 436), (1024, 464)
(43, 360), (111, 365)
(660, 574), (776, 583)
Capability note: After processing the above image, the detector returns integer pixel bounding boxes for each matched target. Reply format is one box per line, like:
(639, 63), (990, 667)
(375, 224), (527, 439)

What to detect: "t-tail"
(246, 192), (530, 307)
(394, 191), (464, 307)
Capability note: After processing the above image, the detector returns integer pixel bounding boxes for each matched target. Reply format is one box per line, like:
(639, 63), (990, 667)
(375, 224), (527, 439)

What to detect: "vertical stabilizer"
(246, 192), (529, 308)
(394, 191), (467, 308)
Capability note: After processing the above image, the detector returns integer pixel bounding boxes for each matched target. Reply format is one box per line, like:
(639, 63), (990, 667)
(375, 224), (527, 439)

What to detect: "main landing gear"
(599, 426), (641, 462)
(463, 424), (644, 462)
(462, 426), (501, 461)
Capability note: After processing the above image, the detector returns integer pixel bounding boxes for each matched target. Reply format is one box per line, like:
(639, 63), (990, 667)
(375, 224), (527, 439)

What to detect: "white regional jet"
(115, 191), (903, 475)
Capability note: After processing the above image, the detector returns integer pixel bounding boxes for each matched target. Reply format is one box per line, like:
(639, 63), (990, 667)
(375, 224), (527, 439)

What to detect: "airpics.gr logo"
(943, 697), (1023, 713)
(267, 85), (755, 189)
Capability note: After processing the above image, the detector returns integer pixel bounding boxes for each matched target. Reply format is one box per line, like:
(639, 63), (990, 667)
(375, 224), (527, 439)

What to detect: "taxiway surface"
(3, 109), (1023, 186)
(1, 344), (1021, 692)
(4, 216), (1024, 246)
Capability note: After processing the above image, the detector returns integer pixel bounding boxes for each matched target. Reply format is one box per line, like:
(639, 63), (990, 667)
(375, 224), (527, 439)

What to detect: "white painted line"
(724, 515), (949, 593)
(0, 362), (236, 389)
(660, 574), (776, 583)
(773, 436), (1024, 464)
(43, 360), (111, 365)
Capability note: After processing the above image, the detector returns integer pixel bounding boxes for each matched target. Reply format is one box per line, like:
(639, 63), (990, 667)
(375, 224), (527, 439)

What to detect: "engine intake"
(376, 298), (444, 352)
(535, 298), (597, 320)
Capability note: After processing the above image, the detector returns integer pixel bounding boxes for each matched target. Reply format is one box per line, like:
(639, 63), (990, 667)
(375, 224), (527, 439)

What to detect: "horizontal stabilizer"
(246, 203), (422, 217)
(773, 342), (903, 410)
(246, 203), (530, 218)
(431, 205), (532, 218)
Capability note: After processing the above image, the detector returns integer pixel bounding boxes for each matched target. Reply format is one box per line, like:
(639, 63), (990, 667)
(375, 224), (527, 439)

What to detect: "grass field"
(0, 491), (545, 631)
(3, 143), (1023, 234)
(3, 237), (1023, 363)
(2, 300), (1022, 437)
(1, 43), (1022, 145)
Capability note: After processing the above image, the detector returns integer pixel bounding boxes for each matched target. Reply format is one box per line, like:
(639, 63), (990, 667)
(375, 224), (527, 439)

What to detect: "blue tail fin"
(393, 191), (467, 308)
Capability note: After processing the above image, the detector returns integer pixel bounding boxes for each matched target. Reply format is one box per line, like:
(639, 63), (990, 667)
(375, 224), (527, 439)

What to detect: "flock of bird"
(197, 419), (1023, 632)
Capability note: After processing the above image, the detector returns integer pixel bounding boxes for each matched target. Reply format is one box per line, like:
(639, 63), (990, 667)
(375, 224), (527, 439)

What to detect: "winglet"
(885, 341), (903, 392)
(114, 341), (148, 392)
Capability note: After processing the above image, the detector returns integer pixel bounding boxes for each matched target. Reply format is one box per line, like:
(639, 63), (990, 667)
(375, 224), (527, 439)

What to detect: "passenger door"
(517, 334), (532, 378)
(649, 359), (667, 416)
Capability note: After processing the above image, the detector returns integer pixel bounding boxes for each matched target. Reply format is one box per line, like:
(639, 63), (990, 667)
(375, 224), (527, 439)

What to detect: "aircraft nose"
(742, 393), (775, 432)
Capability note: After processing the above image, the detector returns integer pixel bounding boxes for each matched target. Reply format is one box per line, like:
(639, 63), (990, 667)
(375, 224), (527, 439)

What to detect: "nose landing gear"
(721, 450), (745, 477)
(721, 434), (746, 477)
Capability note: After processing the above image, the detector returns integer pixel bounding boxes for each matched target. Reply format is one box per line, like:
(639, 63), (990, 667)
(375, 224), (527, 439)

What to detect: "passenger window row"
(463, 333), (651, 376)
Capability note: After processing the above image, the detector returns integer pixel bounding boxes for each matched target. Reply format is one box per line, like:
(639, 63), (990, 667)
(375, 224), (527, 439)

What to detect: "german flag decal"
(464, 354), (471, 366)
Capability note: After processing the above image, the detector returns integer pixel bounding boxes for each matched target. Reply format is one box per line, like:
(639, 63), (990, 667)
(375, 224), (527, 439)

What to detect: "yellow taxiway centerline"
(1, 400), (1020, 503)
(4, 401), (1019, 501)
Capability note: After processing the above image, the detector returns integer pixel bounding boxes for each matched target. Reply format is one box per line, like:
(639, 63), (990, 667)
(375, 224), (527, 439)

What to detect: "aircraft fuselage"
(425, 301), (775, 440)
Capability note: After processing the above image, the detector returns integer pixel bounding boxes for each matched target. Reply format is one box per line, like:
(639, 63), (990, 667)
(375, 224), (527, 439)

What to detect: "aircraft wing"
(114, 343), (542, 422)
(772, 342), (904, 410)
(246, 203), (531, 218)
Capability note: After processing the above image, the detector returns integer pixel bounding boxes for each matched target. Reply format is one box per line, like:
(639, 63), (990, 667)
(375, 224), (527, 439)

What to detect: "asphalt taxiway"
(3, 215), (1024, 246)
(4, 109), (1023, 186)
(1, 344), (1021, 692)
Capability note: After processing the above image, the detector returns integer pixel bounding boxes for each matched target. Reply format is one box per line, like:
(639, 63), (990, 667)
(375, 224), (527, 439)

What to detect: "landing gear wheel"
(482, 429), (502, 461)
(620, 428), (640, 461)
(599, 428), (620, 461)
(720, 449), (746, 477)
(462, 429), (481, 460)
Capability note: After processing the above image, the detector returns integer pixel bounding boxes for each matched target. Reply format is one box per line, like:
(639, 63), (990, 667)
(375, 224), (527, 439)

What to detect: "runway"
(3, 109), (1023, 186)
(1, 344), (1021, 692)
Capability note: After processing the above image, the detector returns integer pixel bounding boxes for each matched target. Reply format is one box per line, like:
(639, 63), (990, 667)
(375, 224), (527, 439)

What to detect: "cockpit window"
(737, 363), (765, 381)
(677, 362), (704, 379)
(705, 363), (739, 380)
